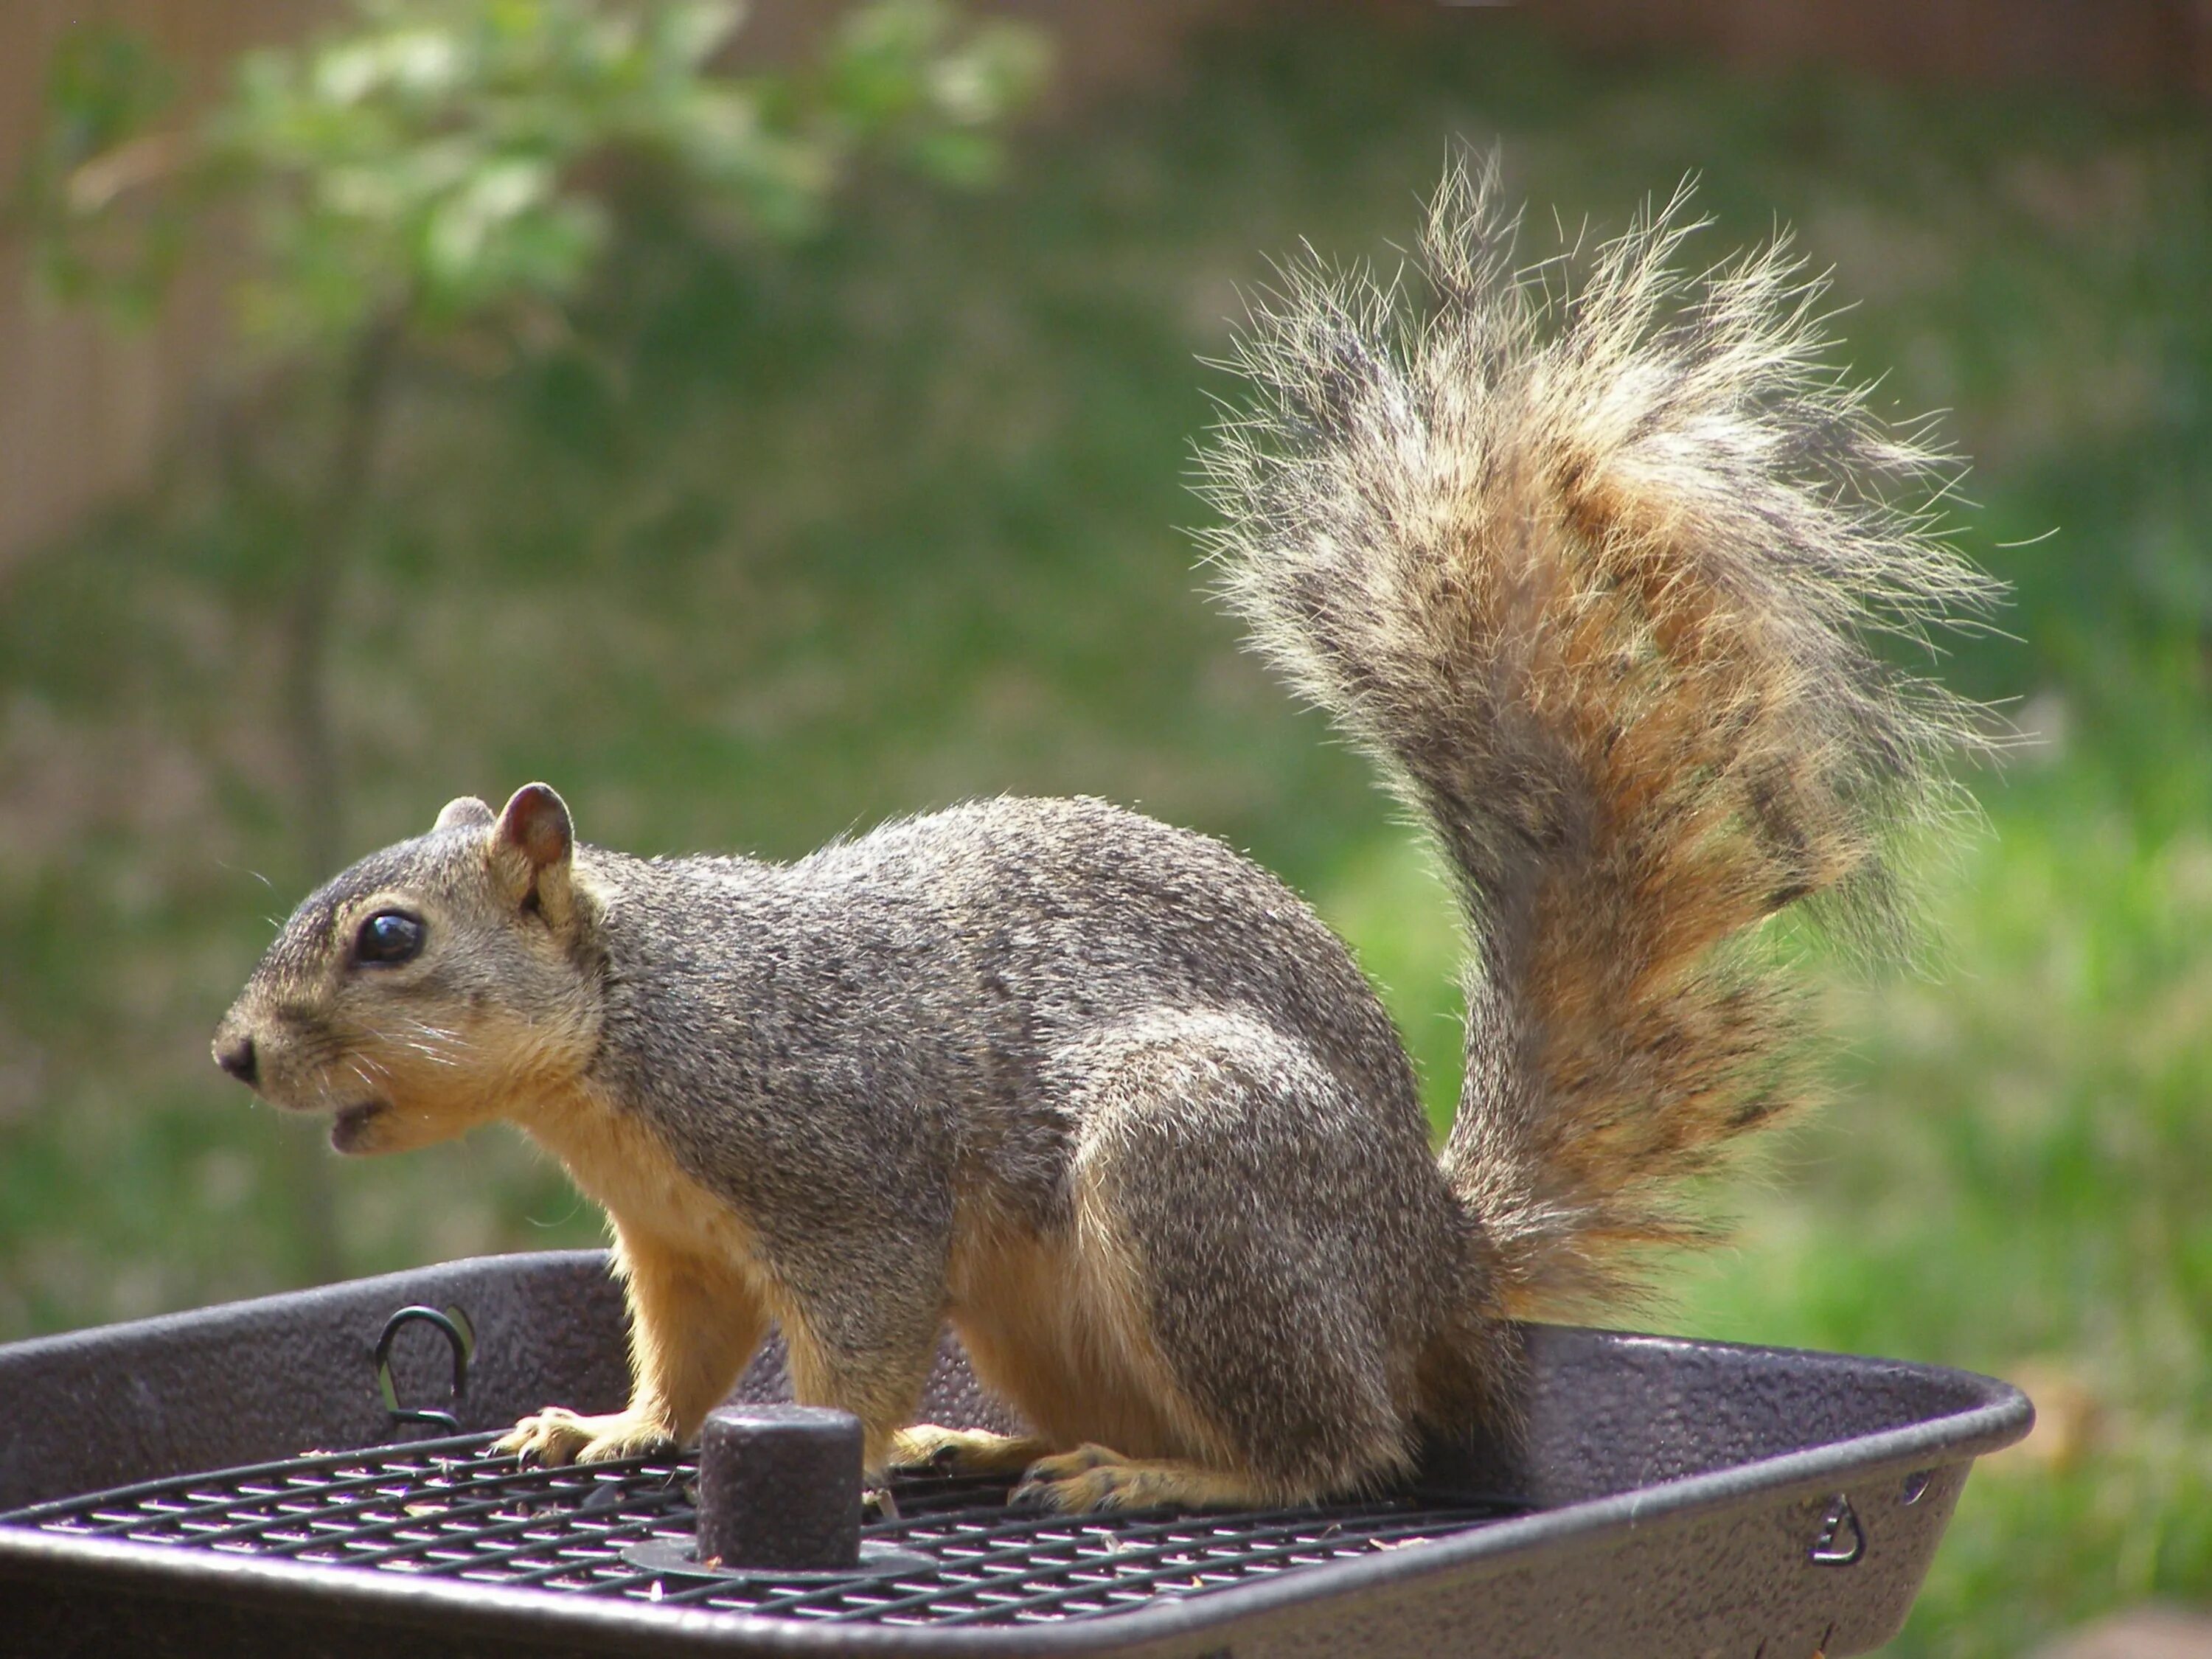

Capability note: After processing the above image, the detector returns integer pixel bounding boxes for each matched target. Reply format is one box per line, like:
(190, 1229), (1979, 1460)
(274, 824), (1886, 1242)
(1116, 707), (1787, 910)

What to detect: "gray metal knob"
(696, 1404), (863, 1573)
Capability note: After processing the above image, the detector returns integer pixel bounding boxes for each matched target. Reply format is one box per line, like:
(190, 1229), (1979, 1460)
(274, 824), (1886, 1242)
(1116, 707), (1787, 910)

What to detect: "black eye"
(354, 910), (425, 966)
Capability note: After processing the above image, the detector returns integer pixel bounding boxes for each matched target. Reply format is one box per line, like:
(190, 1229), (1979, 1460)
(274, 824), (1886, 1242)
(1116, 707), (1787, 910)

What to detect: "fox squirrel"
(211, 166), (1994, 1512)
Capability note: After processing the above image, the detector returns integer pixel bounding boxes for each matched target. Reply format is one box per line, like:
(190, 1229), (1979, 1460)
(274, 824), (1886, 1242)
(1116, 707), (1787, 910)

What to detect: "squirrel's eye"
(354, 910), (425, 966)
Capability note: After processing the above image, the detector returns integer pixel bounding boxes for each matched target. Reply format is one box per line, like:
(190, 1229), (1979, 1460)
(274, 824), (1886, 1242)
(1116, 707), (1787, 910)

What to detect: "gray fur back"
(584, 796), (1432, 1251)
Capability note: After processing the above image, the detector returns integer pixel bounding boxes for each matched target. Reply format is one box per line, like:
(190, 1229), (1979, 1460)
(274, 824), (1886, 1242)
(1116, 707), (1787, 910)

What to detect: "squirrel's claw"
(886, 1424), (1051, 1478)
(496, 1405), (675, 1467)
(1007, 1444), (1264, 1514)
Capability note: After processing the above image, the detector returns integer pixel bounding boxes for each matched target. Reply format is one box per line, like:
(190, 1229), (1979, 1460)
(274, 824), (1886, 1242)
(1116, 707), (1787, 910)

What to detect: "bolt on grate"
(6, 1435), (1528, 1629)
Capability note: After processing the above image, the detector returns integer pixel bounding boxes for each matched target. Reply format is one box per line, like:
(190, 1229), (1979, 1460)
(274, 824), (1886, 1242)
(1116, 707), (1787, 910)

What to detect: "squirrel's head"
(212, 784), (605, 1155)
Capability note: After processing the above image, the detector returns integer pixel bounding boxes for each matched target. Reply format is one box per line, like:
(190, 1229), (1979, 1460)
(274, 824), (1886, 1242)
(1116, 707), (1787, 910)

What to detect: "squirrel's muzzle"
(212, 1032), (258, 1088)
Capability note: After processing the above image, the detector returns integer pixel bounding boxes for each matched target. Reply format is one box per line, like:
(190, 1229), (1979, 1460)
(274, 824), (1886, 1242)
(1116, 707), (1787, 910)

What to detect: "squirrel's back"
(585, 793), (1430, 1220)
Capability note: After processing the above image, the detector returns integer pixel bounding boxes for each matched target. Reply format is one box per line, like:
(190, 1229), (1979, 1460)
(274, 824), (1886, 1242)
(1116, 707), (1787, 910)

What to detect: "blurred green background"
(2, 5), (2208, 1655)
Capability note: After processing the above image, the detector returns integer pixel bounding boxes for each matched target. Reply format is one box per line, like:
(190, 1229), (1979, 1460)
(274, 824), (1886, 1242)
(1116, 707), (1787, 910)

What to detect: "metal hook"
(1809, 1494), (1866, 1566)
(374, 1304), (475, 1434)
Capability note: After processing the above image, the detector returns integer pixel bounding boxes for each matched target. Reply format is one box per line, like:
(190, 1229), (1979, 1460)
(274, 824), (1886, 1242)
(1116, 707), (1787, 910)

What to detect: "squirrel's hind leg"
(1037, 1010), (1450, 1509)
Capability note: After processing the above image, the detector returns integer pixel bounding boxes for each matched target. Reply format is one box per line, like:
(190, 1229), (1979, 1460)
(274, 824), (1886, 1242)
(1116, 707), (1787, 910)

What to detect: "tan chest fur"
(516, 1082), (766, 1272)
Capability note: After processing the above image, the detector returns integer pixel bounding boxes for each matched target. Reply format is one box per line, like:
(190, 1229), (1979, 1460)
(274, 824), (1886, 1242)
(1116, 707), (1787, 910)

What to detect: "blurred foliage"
(10, 0), (1048, 872)
(18, 0), (1047, 347)
(3, 10), (2208, 1657)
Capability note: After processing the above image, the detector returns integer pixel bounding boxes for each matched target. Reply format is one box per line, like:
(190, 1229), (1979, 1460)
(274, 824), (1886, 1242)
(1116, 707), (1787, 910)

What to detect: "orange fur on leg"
(499, 1221), (768, 1465)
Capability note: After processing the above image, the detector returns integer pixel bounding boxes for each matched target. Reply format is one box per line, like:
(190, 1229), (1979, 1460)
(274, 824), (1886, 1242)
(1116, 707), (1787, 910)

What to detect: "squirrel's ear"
(489, 784), (577, 922)
(434, 796), (495, 832)
(495, 784), (571, 868)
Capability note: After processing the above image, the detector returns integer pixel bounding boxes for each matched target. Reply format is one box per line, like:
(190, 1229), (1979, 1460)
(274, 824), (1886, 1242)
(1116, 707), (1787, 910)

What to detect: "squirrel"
(210, 164), (1994, 1513)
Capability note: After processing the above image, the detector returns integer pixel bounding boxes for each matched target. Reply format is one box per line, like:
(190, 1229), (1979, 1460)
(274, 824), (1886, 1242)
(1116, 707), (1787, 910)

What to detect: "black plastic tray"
(0, 1250), (2029, 1657)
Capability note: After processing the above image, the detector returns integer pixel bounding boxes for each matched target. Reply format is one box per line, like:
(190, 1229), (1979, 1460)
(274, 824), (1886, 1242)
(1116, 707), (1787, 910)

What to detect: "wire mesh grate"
(7, 1435), (1527, 1628)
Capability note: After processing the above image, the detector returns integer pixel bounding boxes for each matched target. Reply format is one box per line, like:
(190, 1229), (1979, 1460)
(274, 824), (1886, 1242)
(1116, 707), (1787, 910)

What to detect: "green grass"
(2, 13), (2208, 1654)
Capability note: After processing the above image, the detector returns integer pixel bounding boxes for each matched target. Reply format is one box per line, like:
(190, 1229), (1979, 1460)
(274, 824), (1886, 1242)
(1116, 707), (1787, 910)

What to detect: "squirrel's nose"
(214, 1033), (258, 1087)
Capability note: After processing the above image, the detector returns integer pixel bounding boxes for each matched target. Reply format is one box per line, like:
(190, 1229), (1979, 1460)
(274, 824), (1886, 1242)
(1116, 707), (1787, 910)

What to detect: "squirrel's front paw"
(495, 1405), (674, 1467)
(1008, 1444), (1267, 1514)
(886, 1424), (1051, 1477)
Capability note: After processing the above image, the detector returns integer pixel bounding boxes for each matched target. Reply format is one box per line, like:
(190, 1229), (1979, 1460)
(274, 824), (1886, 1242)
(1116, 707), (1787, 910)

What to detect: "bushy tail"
(1199, 163), (1999, 1314)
